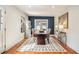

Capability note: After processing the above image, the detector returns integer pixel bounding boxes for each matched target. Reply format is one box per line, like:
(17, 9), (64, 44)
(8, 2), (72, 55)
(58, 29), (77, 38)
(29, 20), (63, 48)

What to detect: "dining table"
(34, 33), (48, 45)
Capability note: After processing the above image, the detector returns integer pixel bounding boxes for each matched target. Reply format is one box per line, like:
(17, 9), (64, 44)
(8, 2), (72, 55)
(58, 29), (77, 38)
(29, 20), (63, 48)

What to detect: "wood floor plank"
(53, 36), (78, 54)
(2, 36), (77, 54)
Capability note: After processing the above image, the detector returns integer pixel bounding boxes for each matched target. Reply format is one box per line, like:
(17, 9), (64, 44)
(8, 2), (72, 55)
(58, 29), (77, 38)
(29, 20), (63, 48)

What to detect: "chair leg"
(47, 37), (49, 43)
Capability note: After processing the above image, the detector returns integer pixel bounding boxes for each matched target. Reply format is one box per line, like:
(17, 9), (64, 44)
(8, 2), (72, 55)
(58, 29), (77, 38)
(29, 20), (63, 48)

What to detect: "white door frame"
(0, 7), (6, 53)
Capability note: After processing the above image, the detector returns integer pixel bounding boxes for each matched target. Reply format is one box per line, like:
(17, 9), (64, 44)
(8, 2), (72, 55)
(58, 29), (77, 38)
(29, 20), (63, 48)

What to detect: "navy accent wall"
(28, 16), (54, 34)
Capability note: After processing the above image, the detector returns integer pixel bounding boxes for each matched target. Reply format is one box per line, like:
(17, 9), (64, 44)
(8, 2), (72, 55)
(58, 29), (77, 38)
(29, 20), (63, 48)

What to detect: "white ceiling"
(16, 5), (68, 16)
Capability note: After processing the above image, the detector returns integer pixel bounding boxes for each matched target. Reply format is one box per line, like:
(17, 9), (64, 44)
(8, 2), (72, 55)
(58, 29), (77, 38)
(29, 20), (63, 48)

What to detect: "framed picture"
(34, 19), (48, 30)
(58, 12), (68, 31)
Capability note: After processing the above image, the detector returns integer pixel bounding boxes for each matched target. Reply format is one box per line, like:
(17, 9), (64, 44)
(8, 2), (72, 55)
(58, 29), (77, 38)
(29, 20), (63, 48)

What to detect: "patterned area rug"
(17, 37), (67, 52)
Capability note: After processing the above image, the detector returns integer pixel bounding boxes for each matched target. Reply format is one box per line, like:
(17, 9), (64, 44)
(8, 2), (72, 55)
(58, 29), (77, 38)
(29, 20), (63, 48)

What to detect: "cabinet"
(58, 31), (67, 45)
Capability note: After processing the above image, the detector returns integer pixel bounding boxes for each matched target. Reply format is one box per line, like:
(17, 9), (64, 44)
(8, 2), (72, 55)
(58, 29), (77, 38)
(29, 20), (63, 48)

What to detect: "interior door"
(0, 7), (6, 53)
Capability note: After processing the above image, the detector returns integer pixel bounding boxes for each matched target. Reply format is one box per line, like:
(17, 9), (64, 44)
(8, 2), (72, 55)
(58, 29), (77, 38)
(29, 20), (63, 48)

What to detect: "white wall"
(56, 6), (79, 53)
(67, 6), (79, 53)
(5, 6), (28, 50)
(54, 7), (68, 36)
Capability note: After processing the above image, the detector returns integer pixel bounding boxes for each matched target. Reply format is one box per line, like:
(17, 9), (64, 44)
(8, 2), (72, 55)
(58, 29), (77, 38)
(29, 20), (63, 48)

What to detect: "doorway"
(0, 7), (6, 53)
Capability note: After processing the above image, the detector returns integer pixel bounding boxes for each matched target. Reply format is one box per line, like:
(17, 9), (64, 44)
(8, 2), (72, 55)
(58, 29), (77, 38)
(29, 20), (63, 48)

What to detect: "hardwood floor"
(2, 36), (77, 54)
(53, 36), (78, 54)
